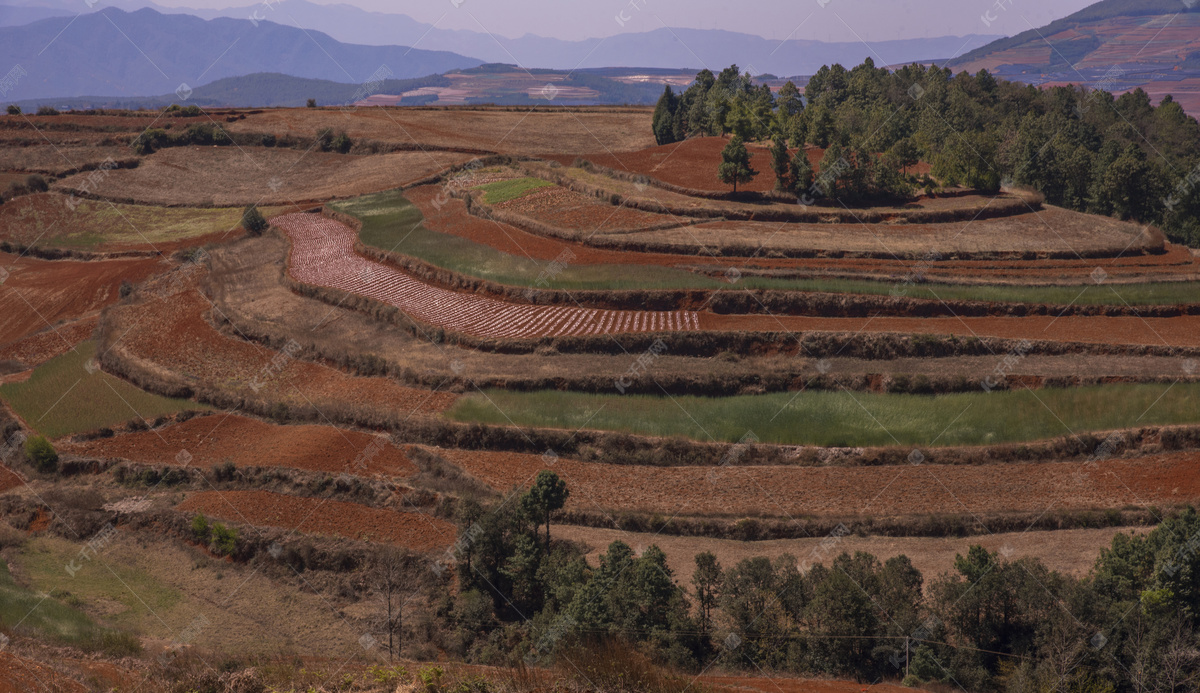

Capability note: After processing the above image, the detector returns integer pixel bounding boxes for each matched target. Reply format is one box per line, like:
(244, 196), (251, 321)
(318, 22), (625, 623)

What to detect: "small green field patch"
(0, 341), (208, 439)
(474, 177), (554, 204)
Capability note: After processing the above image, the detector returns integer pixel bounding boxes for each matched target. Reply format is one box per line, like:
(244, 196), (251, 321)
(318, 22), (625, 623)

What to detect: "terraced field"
(279, 211), (699, 337)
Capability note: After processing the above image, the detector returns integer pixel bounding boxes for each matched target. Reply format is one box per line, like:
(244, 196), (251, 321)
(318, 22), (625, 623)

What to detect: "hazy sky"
(152, 0), (1101, 42)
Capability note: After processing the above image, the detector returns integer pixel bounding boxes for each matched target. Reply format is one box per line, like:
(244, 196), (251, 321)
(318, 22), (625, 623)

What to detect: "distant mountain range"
(0, 7), (481, 101)
(0, 0), (1001, 91)
(949, 0), (1200, 114)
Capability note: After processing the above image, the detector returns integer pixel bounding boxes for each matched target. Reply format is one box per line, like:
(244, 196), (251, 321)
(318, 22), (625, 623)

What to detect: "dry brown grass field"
(53, 147), (475, 206)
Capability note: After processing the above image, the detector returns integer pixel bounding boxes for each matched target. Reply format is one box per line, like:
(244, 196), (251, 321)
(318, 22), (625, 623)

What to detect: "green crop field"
(474, 177), (554, 204)
(448, 381), (1200, 447)
(0, 342), (207, 439)
(337, 191), (1199, 306)
(0, 555), (139, 655)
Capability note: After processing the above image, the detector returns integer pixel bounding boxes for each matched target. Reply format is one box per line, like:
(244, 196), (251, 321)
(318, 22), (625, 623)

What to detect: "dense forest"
(651, 61), (1200, 247)
(436, 472), (1200, 692)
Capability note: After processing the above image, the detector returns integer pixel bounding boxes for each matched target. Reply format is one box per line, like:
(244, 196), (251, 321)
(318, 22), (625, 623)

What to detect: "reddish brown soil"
(0, 252), (164, 348)
(176, 490), (455, 551)
(700, 312), (1200, 349)
(116, 284), (455, 415)
(545, 137), (819, 193)
(0, 317), (95, 369)
(0, 652), (87, 693)
(0, 465), (23, 493)
(439, 447), (1200, 519)
(63, 414), (416, 478)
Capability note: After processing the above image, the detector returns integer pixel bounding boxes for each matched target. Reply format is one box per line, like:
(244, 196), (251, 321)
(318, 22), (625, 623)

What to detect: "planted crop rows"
(278, 212), (699, 338)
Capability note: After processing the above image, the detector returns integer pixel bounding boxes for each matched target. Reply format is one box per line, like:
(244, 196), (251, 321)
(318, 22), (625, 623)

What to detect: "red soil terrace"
(177, 490), (455, 551)
(437, 447), (1200, 519)
(64, 414), (416, 478)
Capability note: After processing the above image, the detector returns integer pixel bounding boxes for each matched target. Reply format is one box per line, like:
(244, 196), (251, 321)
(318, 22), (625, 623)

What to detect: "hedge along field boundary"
(334, 193), (1200, 318)
(0, 239), (160, 261)
(556, 506), (1171, 541)
(94, 292), (1200, 470)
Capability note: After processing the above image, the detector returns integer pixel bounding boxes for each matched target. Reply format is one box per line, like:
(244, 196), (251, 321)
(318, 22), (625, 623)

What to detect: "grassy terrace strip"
(0, 342), (207, 438)
(0, 556), (139, 655)
(447, 382), (1200, 447)
(475, 176), (555, 204)
(338, 190), (1200, 306)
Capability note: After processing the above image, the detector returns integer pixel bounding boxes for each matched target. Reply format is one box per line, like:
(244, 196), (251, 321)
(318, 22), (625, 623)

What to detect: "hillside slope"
(0, 7), (482, 101)
(949, 0), (1200, 114)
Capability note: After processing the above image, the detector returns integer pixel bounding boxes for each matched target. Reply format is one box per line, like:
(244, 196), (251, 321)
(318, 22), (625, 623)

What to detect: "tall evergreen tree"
(717, 135), (758, 193)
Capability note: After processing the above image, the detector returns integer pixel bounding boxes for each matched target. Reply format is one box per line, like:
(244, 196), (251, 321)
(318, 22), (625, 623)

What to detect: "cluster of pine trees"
(652, 60), (1200, 246)
(435, 472), (1200, 691)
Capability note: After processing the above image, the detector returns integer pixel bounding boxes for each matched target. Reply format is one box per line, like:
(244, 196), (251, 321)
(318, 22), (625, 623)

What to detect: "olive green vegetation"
(474, 177), (554, 204)
(0, 342), (207, 439)
(447, 381), (1200, 447)
(0, 555), (141, 656)
(338, 190), (1200, 305)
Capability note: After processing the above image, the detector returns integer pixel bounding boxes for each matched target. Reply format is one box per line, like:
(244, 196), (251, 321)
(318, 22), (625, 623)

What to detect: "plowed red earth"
(177, 490), (455, 551)
(701, 312), (1200, 348)
(437, 447), (1200, 519)
(406, 187), (1197, 284)
(63, 414), (416, 478)
(0, 465), (23, 492)
(545, 137), (821, 193)
(117, 284), (453, 415)
(280, 212), (699, 336)
(0, 651), (86, 693)
(0, 252), (164, 347)
(0, 317), (95, 369)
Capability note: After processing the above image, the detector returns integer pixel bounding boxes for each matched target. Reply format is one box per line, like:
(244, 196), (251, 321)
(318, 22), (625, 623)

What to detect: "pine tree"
(717, 135), (758, 194)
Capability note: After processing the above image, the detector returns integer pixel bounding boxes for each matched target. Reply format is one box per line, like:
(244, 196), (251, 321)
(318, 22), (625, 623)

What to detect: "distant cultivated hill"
(10, 69), (668, 110)
(11, 73), (456, 110)
(948, 0), (1200, 114)
(0, 7), (482, 102)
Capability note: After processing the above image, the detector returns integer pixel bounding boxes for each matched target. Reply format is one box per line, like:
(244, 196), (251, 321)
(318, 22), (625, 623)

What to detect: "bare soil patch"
(702, 312), (1200, 348)
(54, 147), (472, 207)
(545, 136), (818, 193)
(229, 107), (655, 155)
(0, 251), (164, 348)
(437, 447), (1200, 519)
(0, 317), (96, 370)
(177, 490), (455, 551)
(0, 146), (136, 176)
(64, 414), (416, 478)
(0, 651), (87, 693)
(0, 465), (23, 493)
(109, 279), (454, 416)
